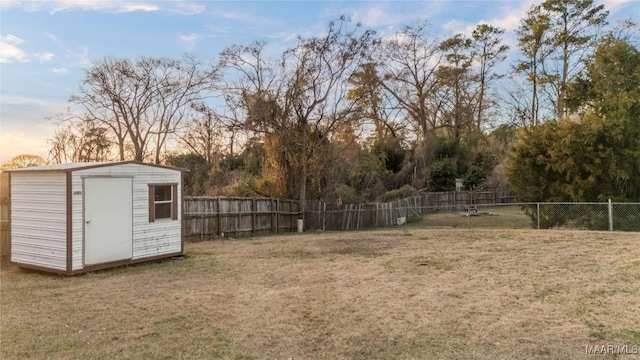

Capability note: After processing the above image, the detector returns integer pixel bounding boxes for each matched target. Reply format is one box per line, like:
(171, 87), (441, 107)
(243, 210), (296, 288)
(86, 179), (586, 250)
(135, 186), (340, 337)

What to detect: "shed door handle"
(86, 220), (91, 224)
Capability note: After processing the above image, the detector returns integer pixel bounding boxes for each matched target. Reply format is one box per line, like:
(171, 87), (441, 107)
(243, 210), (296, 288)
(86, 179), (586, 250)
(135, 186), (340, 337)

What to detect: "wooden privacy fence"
(305, 190), (514, 231)
(183, 196), (301, 239)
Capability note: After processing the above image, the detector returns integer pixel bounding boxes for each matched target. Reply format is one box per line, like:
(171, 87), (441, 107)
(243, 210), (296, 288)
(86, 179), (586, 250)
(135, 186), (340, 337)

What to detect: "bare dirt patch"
(2, 229), (639, 359)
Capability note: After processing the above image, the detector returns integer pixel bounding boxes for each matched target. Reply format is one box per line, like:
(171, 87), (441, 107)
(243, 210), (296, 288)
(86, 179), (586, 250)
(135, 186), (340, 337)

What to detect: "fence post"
(270, 198), (275, 233)
(276, 198), (280, 233)
(537, 203), (540, 230)
(237, 198), (242, 236)
(322, 202), (326, 231)
(290, 199), (294, 232)
(217, 197), (222, 237)
(608, 199), (613, 231)
(251, 198), (256, 235)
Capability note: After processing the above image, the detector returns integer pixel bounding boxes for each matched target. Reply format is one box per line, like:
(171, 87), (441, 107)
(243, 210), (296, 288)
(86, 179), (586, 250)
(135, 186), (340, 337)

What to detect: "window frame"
(148, 183), (178, 222)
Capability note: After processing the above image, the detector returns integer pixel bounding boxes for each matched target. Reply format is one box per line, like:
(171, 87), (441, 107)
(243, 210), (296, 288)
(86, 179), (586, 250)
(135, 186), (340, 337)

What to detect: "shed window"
(149, 184), (178, 222)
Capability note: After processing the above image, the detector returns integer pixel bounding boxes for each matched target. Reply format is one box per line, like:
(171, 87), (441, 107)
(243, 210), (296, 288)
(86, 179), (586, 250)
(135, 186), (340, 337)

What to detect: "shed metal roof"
(5, 160), (187, 172)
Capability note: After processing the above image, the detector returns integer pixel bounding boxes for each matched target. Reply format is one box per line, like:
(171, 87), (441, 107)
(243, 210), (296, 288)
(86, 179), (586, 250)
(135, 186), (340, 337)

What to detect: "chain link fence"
(413, 202), (640, 231)
(305, 202), (640, 232)
(530, 202), (640, 231)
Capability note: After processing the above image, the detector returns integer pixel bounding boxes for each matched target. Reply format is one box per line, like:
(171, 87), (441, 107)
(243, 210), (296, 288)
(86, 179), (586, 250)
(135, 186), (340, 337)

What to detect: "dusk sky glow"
(1, 0), (638, 163)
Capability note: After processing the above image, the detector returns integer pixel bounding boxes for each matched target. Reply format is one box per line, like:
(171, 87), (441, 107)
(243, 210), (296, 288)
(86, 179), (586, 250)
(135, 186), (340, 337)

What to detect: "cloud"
(36, 52), (55, 62)
(0, 0), (23, 11)
(0, 0), (208, 14)
(0, 34), (29, 63)
(175, 2), (206, 15)
(112, 3), (159, 14)
(52, 67), (69, 74)
(0, 96), (67, 164)
(0, 0), (159, 13)
(216, 10), (263, 23)
(601, 0), (639, 12)
(489, 1), (536, 33)
(179, 33), (200, 51)
(68, 45), (92, 68)
(45, 32), (64, 46)
(443, 19), (470, 34)
(47, 1), (158, 14)
(350, 6), (393, 27)
(349, 2), (445, 31)
(0, 129), (52, 165)
(442, 1), (534, 36)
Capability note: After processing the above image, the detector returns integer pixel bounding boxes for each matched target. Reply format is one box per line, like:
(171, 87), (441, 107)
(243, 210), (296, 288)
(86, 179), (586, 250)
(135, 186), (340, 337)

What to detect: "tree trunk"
(531, 60), (538, 128)
(298, 123), (308, 221)
(118, 142), (125, 161)
(477, 70), (486, 130)
(299, 158), (307, 221)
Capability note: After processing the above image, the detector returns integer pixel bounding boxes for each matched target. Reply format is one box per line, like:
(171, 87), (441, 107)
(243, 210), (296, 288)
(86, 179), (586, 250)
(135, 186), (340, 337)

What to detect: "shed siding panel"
(11, 172), (67, 270)
(70, 175), (83, 270)
(71, 164), (182, 270)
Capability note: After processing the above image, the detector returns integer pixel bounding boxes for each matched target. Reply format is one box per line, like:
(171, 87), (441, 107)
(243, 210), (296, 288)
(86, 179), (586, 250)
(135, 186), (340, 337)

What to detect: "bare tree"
(220, 17), (376, 214)
(48, 118), (113, 164)
(177, 103), (226, 166)
(470, 24), (509, 130)
(514, 5), (553, 127)
(541, 0), (608, 119)
(0, 154), (46, 170)
(70, 55), (220, 163)
(376, 21), (444, 168)
(438, 33), (474, 140)
(347, 62), (400, 140)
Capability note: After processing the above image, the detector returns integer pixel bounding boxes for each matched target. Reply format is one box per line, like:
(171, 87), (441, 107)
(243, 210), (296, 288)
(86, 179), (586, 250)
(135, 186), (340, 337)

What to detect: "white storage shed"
(7, 161), (185, 274)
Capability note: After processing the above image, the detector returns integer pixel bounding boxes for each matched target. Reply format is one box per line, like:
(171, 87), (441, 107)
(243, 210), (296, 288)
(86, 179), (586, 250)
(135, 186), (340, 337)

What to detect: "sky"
(1, 0), (638, 164)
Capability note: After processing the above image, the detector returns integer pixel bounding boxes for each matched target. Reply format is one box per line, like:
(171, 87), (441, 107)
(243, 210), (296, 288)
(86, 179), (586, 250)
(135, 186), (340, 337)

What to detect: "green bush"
(525, 204), (609, 230)
(463, 165), (487, 189)
(166, 153), (211, 195)
(378, 185), (416, 202)
(425, 158), (457, 192)
(334, 185), (360, 204)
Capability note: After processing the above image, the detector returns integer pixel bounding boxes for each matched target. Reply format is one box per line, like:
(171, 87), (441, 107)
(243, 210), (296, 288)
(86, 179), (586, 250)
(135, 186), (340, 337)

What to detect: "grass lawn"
(418, 205), (534, 229)
(1, 228), (639, 359)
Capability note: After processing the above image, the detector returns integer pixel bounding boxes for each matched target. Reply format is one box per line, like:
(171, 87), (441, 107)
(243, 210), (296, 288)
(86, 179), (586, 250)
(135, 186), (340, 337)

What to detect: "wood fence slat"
(183, 196), (300, 239)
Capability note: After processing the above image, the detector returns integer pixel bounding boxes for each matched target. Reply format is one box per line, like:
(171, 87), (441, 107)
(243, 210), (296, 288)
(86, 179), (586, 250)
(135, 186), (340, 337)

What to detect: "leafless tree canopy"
(43, 8), (635, 201)
(69, 55), (220, 163)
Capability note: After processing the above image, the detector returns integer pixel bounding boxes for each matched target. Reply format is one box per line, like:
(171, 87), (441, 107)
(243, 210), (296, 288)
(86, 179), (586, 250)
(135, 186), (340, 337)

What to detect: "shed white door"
(84, 177), (133, 265)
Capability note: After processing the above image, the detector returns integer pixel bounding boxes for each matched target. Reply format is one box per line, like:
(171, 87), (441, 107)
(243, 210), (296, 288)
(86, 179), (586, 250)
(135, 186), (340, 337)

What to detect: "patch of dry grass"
(2, 229), (639, 359)
(419, 205), (533, 229)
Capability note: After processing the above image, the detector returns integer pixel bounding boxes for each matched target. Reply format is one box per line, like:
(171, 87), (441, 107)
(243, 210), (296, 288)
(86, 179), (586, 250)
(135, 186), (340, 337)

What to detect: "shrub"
(463, 165), (487, 189)
(525, 204), (608, 230)
(425, 158), (457, 192)
(334, 185), (360, 204)
(378, 185), (417, 202)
